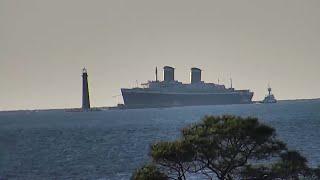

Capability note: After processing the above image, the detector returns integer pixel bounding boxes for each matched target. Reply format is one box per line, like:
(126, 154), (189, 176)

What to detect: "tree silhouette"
(131, 164), (168, 180)
(132, 115), (314, 180)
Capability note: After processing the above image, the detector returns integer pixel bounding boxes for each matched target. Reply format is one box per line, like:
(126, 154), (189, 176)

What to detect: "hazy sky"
(1, 0), (320, 110)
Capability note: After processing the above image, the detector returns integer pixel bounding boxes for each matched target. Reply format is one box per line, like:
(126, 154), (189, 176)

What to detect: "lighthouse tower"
(82, 68), (91, 110)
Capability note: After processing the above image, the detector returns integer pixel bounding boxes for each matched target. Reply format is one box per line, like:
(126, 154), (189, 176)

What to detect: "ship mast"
(155, 66), (158, 82)
(268, 84), (272, 96)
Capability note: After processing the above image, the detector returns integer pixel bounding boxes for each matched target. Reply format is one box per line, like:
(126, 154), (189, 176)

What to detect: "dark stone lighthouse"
(82, 68), (91, 110)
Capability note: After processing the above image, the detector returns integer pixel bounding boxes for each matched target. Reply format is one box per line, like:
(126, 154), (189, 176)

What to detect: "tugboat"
(261, 85), (277, 103)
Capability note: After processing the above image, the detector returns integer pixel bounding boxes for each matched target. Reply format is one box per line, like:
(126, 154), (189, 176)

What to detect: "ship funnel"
(163, 66), (175, 82)
(191, 67), (201, 84)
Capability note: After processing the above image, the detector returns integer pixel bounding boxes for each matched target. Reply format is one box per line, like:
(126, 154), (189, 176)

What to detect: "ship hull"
(121, 89), (254, 108)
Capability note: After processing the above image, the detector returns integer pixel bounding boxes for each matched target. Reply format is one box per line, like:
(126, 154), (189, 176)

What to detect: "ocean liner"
(121, 66), (254, 108)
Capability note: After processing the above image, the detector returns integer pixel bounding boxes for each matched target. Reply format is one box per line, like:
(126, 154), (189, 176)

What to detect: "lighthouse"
(82, 68), (91, 110)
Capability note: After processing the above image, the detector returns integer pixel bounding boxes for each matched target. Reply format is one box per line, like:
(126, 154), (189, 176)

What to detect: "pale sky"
(1, 0), (320, 110)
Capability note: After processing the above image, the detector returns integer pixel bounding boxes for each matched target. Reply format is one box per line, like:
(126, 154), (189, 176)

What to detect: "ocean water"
(0, 100), (319, 179)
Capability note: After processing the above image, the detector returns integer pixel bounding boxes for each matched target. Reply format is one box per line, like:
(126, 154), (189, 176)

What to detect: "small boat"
(261, 86), (277, 103)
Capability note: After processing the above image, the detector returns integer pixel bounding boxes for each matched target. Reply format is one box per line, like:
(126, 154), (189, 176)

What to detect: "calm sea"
(0, 100), (319, 179)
